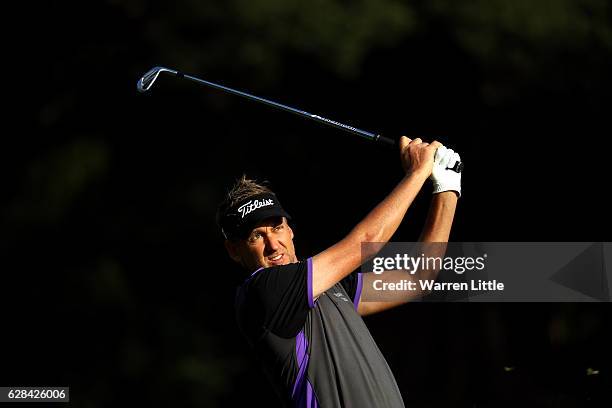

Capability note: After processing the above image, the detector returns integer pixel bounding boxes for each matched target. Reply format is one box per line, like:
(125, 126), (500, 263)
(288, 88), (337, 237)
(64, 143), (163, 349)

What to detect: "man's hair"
(216, 175), (273, 238)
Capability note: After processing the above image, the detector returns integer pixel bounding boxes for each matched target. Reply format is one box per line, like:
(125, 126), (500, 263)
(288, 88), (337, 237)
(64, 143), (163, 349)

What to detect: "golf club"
(137, 66), (463, 173)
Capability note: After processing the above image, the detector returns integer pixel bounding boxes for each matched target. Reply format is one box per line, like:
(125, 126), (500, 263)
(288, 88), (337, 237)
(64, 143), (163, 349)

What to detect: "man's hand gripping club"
(399, 136), (462, 196)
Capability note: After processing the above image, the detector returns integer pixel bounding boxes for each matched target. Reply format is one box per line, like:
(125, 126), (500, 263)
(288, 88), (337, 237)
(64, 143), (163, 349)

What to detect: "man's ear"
(283, 217), (294, 240)
(286, 220), (294, 240)
(224, 240), (242, 263)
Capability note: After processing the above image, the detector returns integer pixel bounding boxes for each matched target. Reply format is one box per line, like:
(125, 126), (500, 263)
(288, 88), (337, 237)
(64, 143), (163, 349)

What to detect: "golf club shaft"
(176, 71), (394, 146)
(139, 67), (463, 172)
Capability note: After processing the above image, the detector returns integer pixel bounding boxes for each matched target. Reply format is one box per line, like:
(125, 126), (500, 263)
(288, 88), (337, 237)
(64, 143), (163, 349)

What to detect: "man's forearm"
(418, 192), (458, 243)
(358, 192), (458, 315)
(352, 172), (429, 244)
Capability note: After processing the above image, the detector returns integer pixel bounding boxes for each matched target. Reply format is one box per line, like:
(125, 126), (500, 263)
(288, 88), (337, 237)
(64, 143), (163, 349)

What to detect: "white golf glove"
(430, 146), (461, 197)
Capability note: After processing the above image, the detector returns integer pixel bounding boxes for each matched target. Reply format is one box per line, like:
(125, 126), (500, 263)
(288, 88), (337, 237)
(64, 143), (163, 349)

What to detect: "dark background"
(2, 0), (611, 406)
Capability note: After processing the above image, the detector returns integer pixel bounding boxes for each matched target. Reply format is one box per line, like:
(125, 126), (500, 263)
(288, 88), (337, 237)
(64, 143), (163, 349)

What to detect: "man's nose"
(264, 234), (281, 251)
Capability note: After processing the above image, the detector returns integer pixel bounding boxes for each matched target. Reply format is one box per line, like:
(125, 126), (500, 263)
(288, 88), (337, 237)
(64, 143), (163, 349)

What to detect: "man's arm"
(418, 191), (458, 243)
(357, 192), (458, 316)
(311, 137), (439, 300)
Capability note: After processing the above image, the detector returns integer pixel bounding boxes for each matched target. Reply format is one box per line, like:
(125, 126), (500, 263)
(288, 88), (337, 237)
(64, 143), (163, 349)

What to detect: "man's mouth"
(267, 253), (284, 264)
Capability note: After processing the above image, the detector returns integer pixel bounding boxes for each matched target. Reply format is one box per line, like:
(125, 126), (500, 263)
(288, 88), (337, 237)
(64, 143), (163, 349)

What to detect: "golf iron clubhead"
(137, 66), (179, 92)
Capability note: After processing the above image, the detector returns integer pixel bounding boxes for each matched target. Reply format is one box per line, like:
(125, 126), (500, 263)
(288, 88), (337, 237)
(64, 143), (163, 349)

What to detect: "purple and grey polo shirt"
(235, 258), (405, 407)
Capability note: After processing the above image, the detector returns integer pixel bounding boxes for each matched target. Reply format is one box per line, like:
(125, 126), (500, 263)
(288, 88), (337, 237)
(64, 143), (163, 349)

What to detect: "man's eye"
(249, 232), (261, 242)
(273, 225), (283, 232)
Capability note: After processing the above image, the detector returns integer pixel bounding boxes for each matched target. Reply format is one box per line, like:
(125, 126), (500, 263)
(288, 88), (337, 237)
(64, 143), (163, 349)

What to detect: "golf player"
(217, 137), (461, 407)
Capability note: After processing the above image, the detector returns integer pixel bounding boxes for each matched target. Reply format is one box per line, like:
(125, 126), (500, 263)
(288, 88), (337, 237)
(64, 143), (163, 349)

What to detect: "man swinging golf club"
(217, 137), (461, 407)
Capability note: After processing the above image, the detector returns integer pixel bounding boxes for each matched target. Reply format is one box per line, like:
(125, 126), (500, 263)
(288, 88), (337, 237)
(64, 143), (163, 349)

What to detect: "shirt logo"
(237, 199), (274, 218)
(333, 292), (349, 302)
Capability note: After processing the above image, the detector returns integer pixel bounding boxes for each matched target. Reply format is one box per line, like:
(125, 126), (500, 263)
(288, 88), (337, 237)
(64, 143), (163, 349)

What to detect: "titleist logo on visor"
(237, 198), (274, 218)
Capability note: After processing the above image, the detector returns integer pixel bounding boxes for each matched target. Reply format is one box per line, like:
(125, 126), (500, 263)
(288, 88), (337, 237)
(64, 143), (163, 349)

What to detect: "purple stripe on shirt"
(242, 267), (265, 284)
(251, 266), (264, 277)
(304, 379), (318, 407)
(292, 330), (318, 407)
(307, 257), (314, 308)
(292, 330), (309, 398)
(354, 272), (363, 311)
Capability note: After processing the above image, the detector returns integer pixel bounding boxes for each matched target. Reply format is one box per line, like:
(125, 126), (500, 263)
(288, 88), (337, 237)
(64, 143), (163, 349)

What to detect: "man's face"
(227, 216), (298, 271)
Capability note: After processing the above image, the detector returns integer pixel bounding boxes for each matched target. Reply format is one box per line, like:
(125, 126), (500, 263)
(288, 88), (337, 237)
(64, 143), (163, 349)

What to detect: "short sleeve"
(340, 271), (363, 310)
(245, 258), (314, 337)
